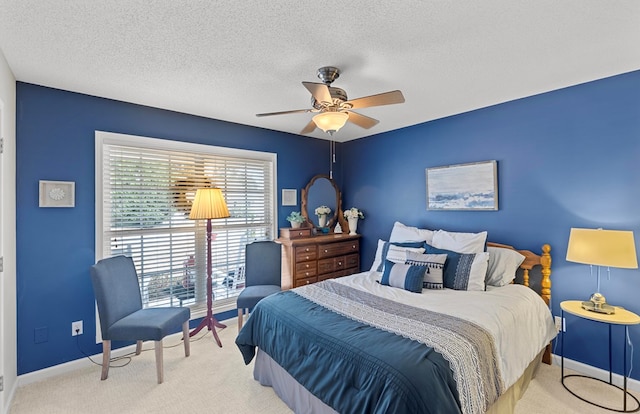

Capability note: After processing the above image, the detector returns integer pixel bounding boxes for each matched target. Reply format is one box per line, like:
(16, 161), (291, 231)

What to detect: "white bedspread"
(335, 271), (557, 390)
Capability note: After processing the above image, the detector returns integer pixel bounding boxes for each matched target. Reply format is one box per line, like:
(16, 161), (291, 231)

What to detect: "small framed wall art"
(282, 189), (297, 206)
(39, 180), (75, 208)
(426, 160), (498, 211)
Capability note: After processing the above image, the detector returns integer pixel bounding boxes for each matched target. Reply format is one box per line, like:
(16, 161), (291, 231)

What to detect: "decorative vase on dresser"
(276, 230), (360, 290)
(347, 217), (358, 235)
(318, 214), (328, 228)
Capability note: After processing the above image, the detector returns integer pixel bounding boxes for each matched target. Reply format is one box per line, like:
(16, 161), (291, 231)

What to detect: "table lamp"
(188, 188), (230, 347)
(566, 228), (638, 314)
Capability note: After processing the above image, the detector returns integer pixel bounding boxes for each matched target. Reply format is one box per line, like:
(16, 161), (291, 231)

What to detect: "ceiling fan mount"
(256, 66), (405, 135)
(316, 66), (341, 85)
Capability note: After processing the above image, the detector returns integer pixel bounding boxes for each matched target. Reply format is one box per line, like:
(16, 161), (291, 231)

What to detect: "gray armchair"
(236, 241), (282, 330)
(90, 255), (191, 384)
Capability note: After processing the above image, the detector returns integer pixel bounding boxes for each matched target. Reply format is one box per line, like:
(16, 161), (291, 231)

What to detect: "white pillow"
(389, 221), (435, 244)
(369, 239), (425, 272)
(485, 246), (526, 287)
(431, 229), (487, 254)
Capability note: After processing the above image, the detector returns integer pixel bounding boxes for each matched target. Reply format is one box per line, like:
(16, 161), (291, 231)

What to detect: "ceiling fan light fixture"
(312, 112), (349, 134)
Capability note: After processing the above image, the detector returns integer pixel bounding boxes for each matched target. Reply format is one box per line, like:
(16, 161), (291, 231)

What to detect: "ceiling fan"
(256, 66), (405, 135)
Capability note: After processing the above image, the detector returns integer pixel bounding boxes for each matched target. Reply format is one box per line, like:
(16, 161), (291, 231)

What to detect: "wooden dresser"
(276, 232), (361, 290)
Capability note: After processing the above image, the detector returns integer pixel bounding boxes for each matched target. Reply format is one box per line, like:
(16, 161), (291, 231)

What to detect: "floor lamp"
(188, 188), (231, 347)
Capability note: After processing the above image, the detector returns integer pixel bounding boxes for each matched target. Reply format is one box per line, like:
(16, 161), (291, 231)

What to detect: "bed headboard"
(486, 242), (552, 306)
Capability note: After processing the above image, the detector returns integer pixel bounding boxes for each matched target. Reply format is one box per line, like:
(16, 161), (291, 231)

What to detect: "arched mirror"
(301, 174), (345, 231)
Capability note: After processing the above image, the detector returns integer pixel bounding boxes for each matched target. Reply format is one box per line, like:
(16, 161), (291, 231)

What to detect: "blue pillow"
(423, 243), (489, 291)
(380, 259), (427, 293)
(374, 240), (425, 272)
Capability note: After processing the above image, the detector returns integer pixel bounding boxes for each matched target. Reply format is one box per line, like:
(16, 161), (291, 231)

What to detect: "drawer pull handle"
(324, 249), (328, 253)
(338, 262), (342, 266)
(352, 245), (356, 249)
(305, 256), (309, 260)
(298, 232), (303, 236)
(305, 272), (309, 276)
(305, 248), (310, 252)
(306, 280), (310, 284)
(305, 264), (309, 268)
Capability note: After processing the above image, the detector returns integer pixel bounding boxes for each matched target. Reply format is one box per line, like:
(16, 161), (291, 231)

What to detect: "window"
(96, 131), (276, 314)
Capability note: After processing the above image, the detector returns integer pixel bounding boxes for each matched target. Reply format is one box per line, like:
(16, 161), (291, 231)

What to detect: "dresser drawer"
(317, 240), (360, 259)
(280, 227), (313, 239)
(294, 275), (318, 287)
(294, 245), (317, 262)
(295, 262), (317, 279)
(318, 255), (352, 275)
(345, 253), (359, 269)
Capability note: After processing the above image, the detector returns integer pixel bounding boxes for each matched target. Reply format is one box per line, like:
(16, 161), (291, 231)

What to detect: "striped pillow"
(405, 252), (447, 289)
(380, 259), (427, 293)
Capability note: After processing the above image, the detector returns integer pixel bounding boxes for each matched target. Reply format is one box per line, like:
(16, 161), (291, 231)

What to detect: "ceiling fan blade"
(300, 120), (317, 134)
(345, 111), (379, 129)
(256, 109), (311, 117)
(345, 90), (405, 110)
(302, 82), (333, 105)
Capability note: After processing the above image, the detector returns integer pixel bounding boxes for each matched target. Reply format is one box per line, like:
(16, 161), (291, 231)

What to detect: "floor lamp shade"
(566, 228), (638, 269)
(189, 188), (230, 220)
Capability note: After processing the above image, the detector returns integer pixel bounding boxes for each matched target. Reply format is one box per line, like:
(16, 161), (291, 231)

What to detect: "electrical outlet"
(554, 316), (566, 333)
(72, 320), (83, 336)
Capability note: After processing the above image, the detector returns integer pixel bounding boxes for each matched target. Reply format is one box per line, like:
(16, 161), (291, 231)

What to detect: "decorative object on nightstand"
(566, 228), (638, 315)
(188, 187), (231, 347)
(560, 300), (640, 412)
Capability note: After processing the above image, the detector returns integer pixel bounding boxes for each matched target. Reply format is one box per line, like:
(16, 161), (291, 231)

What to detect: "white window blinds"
(96, 132), (276, 312)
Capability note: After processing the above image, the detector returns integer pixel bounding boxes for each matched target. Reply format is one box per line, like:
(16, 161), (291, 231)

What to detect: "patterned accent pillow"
(380, 259), (427, 293)
(369, 239), (425, 272)
(424, 243), (489, 291)
(405, 252), (448, 289)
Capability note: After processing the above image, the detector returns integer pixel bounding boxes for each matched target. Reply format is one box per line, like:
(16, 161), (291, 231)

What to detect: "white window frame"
(94, 131), (277, 342)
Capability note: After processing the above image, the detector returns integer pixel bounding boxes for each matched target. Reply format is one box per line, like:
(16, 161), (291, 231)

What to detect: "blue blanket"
(236, 287), (463, 414)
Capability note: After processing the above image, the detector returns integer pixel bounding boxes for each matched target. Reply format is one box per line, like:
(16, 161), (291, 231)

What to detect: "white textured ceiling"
(0, 1), (638, 142)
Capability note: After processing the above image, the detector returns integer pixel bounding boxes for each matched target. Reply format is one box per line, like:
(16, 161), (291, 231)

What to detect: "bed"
(236, 224), (556, 414)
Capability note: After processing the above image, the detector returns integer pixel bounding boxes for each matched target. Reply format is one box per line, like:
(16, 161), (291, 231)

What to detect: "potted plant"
(315, 205), (331, 228)
(343, 207), (364, 235)
(286, 211), (305, 228)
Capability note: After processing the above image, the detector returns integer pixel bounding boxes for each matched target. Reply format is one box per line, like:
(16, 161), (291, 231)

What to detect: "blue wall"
(15, 82), (334, 374)
(16, 70), (640, 379)
(340, 70), (640, 379)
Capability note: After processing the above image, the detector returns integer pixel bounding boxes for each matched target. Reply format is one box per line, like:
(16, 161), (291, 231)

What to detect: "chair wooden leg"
(135, 340), (143, 355)
(155, 340), (163, 384)
(101, 340), (111, 380)
(182, 321), (190, 357)
(238, 308), (244, 331)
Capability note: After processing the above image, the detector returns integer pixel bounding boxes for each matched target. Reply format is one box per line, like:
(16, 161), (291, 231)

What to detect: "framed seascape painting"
(426, 160), (498, 211)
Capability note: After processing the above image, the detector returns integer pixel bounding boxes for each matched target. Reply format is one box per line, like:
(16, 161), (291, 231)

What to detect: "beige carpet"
(9, 320), (640, 414)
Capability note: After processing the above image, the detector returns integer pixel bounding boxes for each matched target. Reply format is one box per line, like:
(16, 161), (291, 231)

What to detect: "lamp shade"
(312, 112), (349, 134)
(189, 188), (230, 220)
(566, 228), (638, 269)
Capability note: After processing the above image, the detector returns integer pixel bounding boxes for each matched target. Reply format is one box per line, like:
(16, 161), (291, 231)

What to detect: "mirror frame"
(301, 174), (346, 231)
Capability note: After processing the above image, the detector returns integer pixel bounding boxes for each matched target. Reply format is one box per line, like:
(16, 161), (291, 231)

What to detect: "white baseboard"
(17, 330), (186, 387)
(552, 353), (640, 392)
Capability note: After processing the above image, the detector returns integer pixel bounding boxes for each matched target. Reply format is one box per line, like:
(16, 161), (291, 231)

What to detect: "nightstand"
(561, 300), (640, 412)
